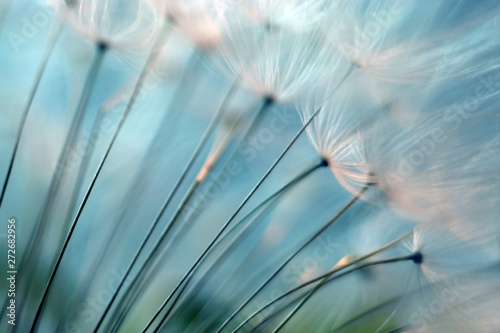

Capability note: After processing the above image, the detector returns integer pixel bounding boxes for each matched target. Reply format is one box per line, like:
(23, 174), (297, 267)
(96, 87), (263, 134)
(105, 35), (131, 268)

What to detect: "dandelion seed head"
(408, 220), (496, 288)
(298, 81), (378, 196)
(212, 4), (344, 103)
(66, 0), (159, 56)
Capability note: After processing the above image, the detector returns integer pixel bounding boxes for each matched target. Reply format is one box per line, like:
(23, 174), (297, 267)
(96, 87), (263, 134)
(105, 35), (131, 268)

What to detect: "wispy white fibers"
(0, 0), (73, 208)
(66, 0), (158, 55)
(213, 2), (341, 104)
(362, 75), (500, 222)
(27, 2), (162, 331)
(408, 221), (497, 287)
(355, 14), (500, 83)
(325, 0), (500, 83)
(298, 77), (376, 197)
(404, 278), (500, 333)
(399, 220), (500, 332)
(362, 112), (452, 220)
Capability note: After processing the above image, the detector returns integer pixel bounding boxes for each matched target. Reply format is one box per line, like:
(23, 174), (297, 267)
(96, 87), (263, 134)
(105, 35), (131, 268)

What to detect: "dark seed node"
(97, 41), (108, 52)
(412, 252), (423, 264)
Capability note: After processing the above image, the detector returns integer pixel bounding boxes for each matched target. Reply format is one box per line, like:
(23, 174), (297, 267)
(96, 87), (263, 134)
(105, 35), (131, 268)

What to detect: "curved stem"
(102, 96), (269, 333)
(93, 78), (238, 332)
(53, 107), (106, 332)
(119, 184), (281, 333)
(0, 20), (64, 208)
(217, 183), (367, 333)
(103, 100), (252, 333)
(162, 159), (327, 329)
(27, 44), (107, 332)
(58, 22), (175, 333)
(233, 231), (414, 332)
(272, 254), (416, 332)
(0, 19), (65, 325)
(108, 153), (287, 333)
(145, 104), (323, 333)
(30, 20), (173, 331)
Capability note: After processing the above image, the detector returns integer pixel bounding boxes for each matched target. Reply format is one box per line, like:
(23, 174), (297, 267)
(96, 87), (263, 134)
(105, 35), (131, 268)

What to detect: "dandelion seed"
(395, 220), (500, 332)
(214, 9), (343, 104)
(298, 79), (377, 197)
(407, 220), (497, 287)
(67, 0), (158, 57)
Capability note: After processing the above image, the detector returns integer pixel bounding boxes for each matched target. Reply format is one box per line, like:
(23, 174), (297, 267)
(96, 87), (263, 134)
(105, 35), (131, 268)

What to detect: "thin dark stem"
(330, 293), (405, 333)
(181, 201), (281, 332)
(101, 95), (263, 332)
(217, 183), (368, 333)
(93, 79), (238, 332)
(145, 104), (323, 333)
(28, 44), (107, 332)
(233, 232), (414, 332)
(159, 96), (264, 232)
(98, 41), (205, 270)
(272, 253), (418, 333)
(54, 107), (117, 332)
(62, 107), (107, 230)
(100, 96), (270, 333)
(161, 159), (327, 329)
(118, 183), (281, 333)
(0, 20), (63, 209)
(248, 293), (306, 333)
(57, 23), (174, 333)
(0, 20), (65, 325)
(109, 151), (293, 333)
(244, 254), (414, 333)
(30, 21), (172, 331)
